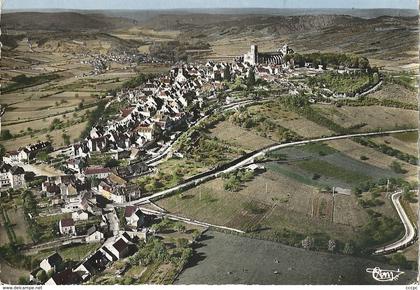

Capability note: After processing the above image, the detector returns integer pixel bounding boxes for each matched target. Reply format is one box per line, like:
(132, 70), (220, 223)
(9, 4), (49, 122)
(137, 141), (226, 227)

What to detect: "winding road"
(374, 190), (417, 255)
(117, 128), (418, 207)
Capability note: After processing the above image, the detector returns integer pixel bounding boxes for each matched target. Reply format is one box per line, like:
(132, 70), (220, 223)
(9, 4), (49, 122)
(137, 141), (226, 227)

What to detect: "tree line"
(286, 52), (370, 70)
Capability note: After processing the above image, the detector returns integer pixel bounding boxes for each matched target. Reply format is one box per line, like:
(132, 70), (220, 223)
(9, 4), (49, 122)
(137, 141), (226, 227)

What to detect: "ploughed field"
(175, 231), (417, 285)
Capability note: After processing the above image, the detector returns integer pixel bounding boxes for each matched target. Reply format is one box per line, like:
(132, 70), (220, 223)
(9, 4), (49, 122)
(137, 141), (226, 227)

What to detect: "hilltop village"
(0, 43), (394, 285)
(0, 44), (298, 284)
(2, 44), (301, 188)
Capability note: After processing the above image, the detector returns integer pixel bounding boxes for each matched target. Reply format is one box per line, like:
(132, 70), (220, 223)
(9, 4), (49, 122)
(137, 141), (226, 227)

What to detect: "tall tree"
(247, 69), (256, 88)
(223, 66), (231, 82)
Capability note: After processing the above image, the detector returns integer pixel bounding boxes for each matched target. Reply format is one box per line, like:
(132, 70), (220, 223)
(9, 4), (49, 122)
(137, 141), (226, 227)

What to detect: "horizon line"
(2, 7), (419, 11)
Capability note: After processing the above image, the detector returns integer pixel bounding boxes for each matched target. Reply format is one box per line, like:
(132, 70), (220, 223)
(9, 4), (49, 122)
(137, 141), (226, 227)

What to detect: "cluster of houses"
(30, 224), (146, 285)
(78, 51), (167, 77)
(27, 202), (154, 285)
(79, 51), (145, 76)
(67, 45), (298, 172)
(3, 141), (52, 164)
(68, 67), (208, 169)
(39, 165), (143, 216)
(0, 43), (303, 196)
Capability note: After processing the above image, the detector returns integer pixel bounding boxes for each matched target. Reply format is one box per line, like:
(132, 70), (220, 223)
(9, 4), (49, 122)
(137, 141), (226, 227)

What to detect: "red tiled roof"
(120, 107), (135, 118)
(84, 167), (111, 175)
(51, 269), (82, 285)
(113, 238), (128, 253)
(134, 124), (153, 133)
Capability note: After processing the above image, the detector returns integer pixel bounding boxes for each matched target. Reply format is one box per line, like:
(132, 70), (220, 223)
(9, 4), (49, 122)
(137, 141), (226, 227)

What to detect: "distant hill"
(4, 8), (418, 19)
(99, 8), (418, 19)
(1, 10), (417, 70)
(141, 14), (362, 33)
(3, 10), (417, 33)
(2, 12), (135, 31)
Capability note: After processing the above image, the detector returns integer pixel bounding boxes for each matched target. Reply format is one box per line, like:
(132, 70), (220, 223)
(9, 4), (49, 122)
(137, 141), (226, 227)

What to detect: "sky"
(2, 0), (419, 10)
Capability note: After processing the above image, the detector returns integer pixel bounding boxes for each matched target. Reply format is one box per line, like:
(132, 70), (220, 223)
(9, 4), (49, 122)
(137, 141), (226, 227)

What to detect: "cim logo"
(366, 267), (404, 282)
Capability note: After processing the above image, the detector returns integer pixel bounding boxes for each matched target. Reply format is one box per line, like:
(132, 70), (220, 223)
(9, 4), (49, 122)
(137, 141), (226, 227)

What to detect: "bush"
(354, 137), (418, 165)
(389, 253), (409, 269)
(360, 155), (369, 161)
(222, 169), (255, 192)
(18, 276), (30, 285)
(390, 161), (407, 174)
(343, 242), (355, 255)
(3, 73), (60, 93)
(312, 173), (321, 180)
(36, 269), (47, 282)
(0, 144), (5, 159)
(358, 211), (404, 249)
(174, 223), (186, 233)
(62, 133), (71, 146)
(302, 236), (315, 250)
(104, 158), (120, 168)
(176, 238), (189, 248)
(135, 237), (170, 266)
(269, 228), (305, 247)
(0, 129), (13, 140)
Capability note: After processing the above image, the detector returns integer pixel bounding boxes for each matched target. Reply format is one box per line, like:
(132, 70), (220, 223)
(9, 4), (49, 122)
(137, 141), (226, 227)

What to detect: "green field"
(300, 143), (338, 156)
(2, 73), (61, 93)
(29, 243), (101, 263)
(308, 71), (374, 95)
(296, 159), (370, 185)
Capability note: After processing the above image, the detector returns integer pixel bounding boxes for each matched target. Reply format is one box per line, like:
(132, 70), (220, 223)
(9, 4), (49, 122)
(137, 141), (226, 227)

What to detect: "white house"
(2, 151), (20, 163)
(72, 210), (89, 221)
(67, 158), (84, 173)
(62, 196), (82, 213)
(124, 206), (145, 229)
(110, 191), (126, 204)
(0, 163), (12, 188)
(83, 167), (112, 179)
(107, 237), (131, 260)
(0, 164), (26, 189)
(59, 218), (76, 236)
(85, 226), (104, 243)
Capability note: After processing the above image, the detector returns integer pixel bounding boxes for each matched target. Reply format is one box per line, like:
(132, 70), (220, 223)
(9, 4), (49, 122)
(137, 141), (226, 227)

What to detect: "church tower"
(244, 45), (259, 65)
(250, 45), (258, 65)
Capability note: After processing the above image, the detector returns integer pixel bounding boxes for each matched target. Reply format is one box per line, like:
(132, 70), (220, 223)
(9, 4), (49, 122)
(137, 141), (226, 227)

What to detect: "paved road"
(374, 190), (417, 255)
(21, 235), (87, 254)
(118, 128), (417, 207)
(219, 128), (418, 175)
